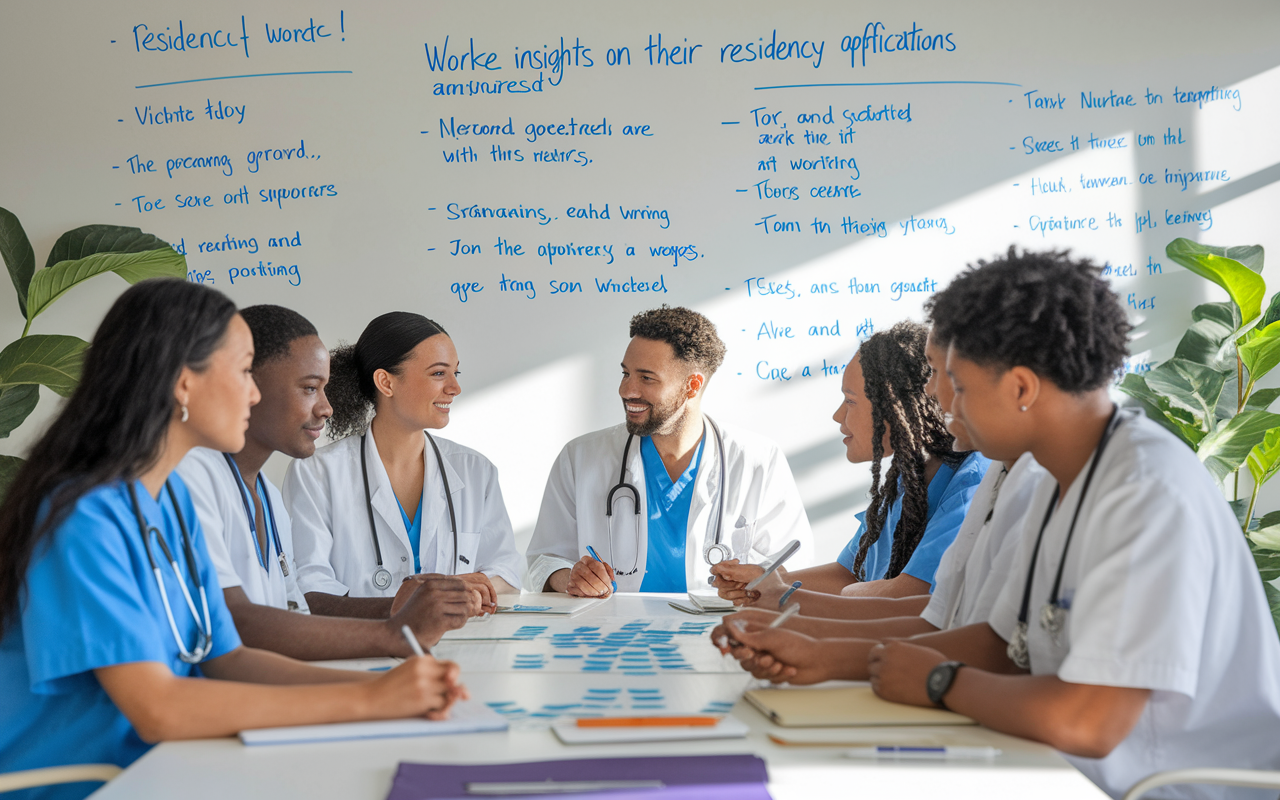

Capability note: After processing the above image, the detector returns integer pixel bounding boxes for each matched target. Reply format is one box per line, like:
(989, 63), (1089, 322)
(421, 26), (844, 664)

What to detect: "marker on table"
(844, 746), (1000, 760)
(401, 624), (426, 658)
(586, 545), (617, 593)
(744, 539), (801, 591)
(778, 581), (802, 609)
(769, 604), (801, 628)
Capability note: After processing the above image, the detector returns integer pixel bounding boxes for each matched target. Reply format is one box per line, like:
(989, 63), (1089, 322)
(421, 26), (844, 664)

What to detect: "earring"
(1020, 405), (1028, 412)
(180, 405), (189, 423)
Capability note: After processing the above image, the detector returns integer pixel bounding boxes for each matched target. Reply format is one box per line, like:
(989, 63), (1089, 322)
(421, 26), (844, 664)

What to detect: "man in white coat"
(528, 307), (813, 595)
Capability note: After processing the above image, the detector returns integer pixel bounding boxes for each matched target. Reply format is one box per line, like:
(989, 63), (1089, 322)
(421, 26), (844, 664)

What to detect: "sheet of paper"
(238, 700), (507, 746)
(552, 715), (749, 744)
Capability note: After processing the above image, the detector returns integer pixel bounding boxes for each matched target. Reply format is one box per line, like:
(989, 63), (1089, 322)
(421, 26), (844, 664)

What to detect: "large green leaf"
(0, 335), (89, 397)
(25, 248), (186, 324)
(1248, 428), (1280, 488)
(1197, 410), (1280, 484)
(1174, 301), (1239, 369)
(1259, 292), (1280, 330)
(1167, 238), (1267, 326)
(1239, 321), (1280, 385)
(0, 455), (22, 504)
(1265, 583), (1280, 638)
(1145, 358), (1227, 423)
(1253, 542), (1280, 582)
(0, 207), (35, 318)
(1117, 374), (1207, 448)
(0, 383), (39, 438)
(1253, 523), (1280, 551)
(1245, 388), (1280, 411)
(43, 224), (171, 268)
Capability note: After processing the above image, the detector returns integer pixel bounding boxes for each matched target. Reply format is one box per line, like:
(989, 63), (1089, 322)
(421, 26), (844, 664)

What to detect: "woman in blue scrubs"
(0, 280), (468, 800)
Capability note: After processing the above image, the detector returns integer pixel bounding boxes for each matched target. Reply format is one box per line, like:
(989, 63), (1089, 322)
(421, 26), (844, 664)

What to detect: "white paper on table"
(238, 700), (507, 746)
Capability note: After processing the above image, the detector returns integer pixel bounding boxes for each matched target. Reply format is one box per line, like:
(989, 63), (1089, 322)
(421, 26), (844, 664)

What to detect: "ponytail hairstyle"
(0, 279), (238, 635)
(850, 321), (967, 581)
(327, 312), (448, 439)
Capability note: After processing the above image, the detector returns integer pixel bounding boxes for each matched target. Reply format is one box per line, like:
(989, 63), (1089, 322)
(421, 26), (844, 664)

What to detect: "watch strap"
(926, 660), (965, 708)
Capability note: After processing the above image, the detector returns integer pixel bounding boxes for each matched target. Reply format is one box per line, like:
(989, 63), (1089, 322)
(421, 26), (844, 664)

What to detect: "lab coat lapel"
(426, 434), (465, 570)
(365, 430), (411, 563)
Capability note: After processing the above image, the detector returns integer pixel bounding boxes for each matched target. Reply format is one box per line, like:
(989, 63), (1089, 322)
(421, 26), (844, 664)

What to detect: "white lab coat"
(283, 429), (523, 598)
(174, 447), (309, 612)
(527, 421), (814, 593)
(988, 409), (1280, 800)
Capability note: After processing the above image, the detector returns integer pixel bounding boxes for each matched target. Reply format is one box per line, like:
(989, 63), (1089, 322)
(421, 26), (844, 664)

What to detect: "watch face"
(928, 670), (947, 693)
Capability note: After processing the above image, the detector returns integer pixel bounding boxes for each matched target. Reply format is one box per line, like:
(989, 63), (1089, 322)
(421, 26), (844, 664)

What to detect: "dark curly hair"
(239, 305), (318, 370)
(926, 247), (1131, 392)
(629, 306), (726, 377)
(327, 312), (448, 439)
(851, 321), (967, 582)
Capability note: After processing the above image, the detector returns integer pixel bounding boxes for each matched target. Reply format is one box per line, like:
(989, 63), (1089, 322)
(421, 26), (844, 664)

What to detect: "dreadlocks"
(850, 321), (966, 581)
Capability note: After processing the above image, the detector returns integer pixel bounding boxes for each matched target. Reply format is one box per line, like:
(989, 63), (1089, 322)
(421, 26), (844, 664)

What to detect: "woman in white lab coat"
(284, 312), (522, 617)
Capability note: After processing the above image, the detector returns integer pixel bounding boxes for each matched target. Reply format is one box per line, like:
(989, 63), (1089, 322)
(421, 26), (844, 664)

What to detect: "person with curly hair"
(528, 306), (814, 595)
(175, 306), (475, 659)
(714, 321), (989, 607)
(284, 312), (522, 618)
(722, 248), (1280, 800)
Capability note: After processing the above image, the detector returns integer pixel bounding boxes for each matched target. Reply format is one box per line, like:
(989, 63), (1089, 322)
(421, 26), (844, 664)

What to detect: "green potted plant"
(1119, 238), (1280, 632)
(0, 206), (186, 497)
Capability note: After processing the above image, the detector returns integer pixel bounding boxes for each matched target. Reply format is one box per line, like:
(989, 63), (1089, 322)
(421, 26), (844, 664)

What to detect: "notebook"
(551, 715), (750, 744)
(744, 685), (975, 727)
(493, 595), (605, 616)
(668, 592), (736, 614)
(238, 700), (508, 746)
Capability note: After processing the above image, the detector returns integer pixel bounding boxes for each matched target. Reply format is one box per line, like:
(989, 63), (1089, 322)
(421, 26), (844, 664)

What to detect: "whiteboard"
(3, 0), (1279, 562)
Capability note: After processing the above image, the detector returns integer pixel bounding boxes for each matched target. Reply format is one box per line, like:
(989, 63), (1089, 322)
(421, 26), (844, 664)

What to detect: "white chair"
(1123, 768), (1280, 800)
(0, 764), (121, 794)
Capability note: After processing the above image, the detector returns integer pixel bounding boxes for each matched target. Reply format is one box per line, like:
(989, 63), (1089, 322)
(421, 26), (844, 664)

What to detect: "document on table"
(494, 595), (605, 616)
(745, 685), (975, 727)
(238, 700), (508, 746)
(551, 715), (749, 744)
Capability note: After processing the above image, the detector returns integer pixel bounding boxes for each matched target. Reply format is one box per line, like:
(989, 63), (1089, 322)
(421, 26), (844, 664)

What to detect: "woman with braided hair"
(714, 321), (989, 610)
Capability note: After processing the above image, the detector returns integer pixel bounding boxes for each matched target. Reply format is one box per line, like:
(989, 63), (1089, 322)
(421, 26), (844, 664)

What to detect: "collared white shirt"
(175, 447), (309, 612)
(527, 420), (814, 593)
(988, 409), (1280, 800)
(922, 453), (1045, 629)
(284, 428), (523, 598)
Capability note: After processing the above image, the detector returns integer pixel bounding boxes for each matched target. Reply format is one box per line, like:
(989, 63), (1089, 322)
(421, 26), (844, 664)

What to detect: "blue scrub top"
(837, 451), (990, 589)
(397, 494), (424, 574)
(638, 436), (704, 593)
(0, 477), (240, 800)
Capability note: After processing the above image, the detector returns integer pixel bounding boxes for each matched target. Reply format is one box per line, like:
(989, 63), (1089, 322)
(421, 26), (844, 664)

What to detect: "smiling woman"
(284, 312), (523, 620)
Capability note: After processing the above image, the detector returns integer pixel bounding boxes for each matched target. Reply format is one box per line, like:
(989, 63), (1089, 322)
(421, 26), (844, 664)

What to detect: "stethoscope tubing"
(223, 454), (286, 575)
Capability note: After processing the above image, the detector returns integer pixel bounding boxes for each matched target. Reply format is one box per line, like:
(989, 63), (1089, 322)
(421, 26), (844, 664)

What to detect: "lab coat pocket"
(454, 531), (482, 573)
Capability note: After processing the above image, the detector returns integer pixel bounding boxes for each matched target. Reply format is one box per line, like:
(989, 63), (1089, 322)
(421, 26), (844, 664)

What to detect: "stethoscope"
(1007, 406), (1122, 670)
(361, 430), (458, 591)
(223, 454), (288, 578)
(605, 416), (728, 576)
(127, 480), (214, 665)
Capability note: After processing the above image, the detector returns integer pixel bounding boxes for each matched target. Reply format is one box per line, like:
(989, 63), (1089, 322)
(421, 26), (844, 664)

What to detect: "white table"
(90, 593), (1106, 799)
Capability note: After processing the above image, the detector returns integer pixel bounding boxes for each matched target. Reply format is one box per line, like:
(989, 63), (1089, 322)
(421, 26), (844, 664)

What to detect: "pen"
(844, 746), (1000, 760)
(778, 580), (802, 608)
(400, 624), (426, 658)
(585, 545), (617, 593)
(744, 539), (801, 591)
(769, 604), (800, 628)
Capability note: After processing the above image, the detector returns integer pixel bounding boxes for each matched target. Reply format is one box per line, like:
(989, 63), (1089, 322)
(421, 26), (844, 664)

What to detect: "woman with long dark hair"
(715, 321), (989, 607)
(0, 281), (465, 798)
(284, 312), (522, 619)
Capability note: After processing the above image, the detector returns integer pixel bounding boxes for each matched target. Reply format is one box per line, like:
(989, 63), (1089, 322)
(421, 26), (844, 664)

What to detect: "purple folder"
(386, 754), (771, 800)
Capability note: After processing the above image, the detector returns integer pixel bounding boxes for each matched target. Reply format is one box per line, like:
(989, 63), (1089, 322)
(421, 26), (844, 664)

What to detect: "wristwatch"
(926, 661), (965, 708)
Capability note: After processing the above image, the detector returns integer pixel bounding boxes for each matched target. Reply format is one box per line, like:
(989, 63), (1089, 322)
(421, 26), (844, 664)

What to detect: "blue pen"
(778, 581), (802, 609)
(585, 545), (617, 593)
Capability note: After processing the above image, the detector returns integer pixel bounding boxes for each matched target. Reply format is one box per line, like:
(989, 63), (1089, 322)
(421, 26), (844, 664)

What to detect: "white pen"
(744, 539), (801, 591)
(768, 604), (801, 628)
(844, 746), (1000, 760)
(400, 624), (426, 658)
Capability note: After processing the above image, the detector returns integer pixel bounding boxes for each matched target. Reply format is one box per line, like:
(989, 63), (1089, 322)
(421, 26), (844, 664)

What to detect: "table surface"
(89, 593), (1107, 800)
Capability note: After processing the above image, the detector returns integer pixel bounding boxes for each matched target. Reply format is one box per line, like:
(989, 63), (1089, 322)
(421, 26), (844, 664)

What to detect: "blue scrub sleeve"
(900, 469), (986, 590)
(835, 511), (868, 574)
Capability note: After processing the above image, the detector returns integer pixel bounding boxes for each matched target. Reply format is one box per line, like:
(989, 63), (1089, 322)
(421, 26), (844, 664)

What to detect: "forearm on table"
(787, 590), (929, 620)
(228, 601), (405, 660)
(202, 645), (379, 685)
(487, 575), (519, 595)
(906, 623), (1025, 673)
(780, 563), (857, 594)
(839, 573), (931, 598)
(791, 614), (937, 640)
(304, 591), (394, 619)
(97, 658), (380, 743)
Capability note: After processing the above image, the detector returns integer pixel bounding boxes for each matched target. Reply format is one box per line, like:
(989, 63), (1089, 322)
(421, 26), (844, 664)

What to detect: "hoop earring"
(180, 405), (189, 423)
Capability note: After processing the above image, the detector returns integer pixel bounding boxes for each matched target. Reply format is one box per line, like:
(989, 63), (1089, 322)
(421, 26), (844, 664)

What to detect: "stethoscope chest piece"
(373, 567), (393, 591)
(703, 541), (732, 565)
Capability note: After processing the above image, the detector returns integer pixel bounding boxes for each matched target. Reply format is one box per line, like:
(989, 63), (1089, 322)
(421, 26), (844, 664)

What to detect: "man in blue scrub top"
(529, 307), (815, 595)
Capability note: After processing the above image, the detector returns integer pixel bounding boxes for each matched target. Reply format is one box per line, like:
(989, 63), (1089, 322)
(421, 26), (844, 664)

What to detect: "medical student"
(176, 305), (474, 659)
(528, 307), (813, 595)
(0, 281), (465, 800)
(714, 321), (989, 603)
(751, 250), (1280, 800)
(714, 326), (1045, 679)
(285, 312), (522, 615)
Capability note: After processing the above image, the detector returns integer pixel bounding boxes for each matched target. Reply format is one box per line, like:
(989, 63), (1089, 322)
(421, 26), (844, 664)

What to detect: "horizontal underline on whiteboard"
(135, 71), (353, 89)
(754, 80), (1021, 90)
